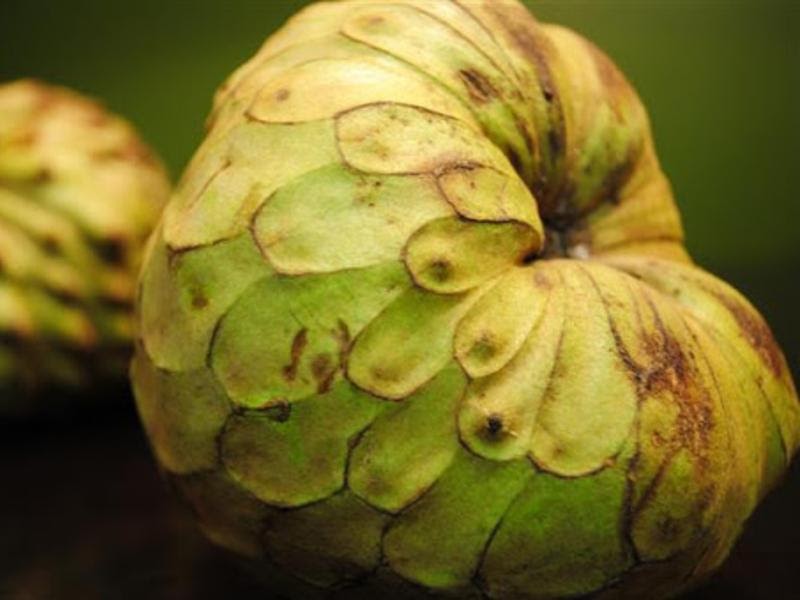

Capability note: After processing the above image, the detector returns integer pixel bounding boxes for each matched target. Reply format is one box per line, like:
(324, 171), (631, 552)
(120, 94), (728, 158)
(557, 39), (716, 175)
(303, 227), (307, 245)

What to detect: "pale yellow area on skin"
(249, 57), (477, 125)
(454, 264), (551, 379)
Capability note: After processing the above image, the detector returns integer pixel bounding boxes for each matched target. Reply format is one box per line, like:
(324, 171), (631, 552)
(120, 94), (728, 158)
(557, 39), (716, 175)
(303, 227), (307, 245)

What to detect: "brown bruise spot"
(41, 234), (61, 255)
(515, 115), (536, 158)
(533, 270), (554, 290)
(487, 2), (555, 105)
(191, 290), (209, 309)
(427, 259), (452, 283)
(584, 39), (630, 114)
(713, 291), (784, 378)
(334, 319), (352, 366)
(597, 280), (714, 471)
(282, 328), (308, 383)
(590, 275), (716, 536)
(657, 517), (680, 544)
(636, 311), (713, 469)
(30, 167), (53, 184)
(459, 68), (498, 104)
(85, 108), (111, 127)
(8, 127), (37, 148)
(275, 88), (291, 102)
(353, 177), (386, 209)
(592, 156), (635, 210)
(311, 353), (336, 394)
(93, 139), (153, 164)
(630, 448), (677, 518)
(467, 334), (496, 363)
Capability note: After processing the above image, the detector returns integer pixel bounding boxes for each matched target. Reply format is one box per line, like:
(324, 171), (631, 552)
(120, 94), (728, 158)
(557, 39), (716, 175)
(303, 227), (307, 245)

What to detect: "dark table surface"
(1, 401), (798, 600)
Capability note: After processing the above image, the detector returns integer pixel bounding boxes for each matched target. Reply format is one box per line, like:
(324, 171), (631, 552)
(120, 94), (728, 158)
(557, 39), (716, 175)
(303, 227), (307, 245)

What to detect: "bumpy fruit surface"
(132, 1), (800, 598)
(0, 80), (169, 411)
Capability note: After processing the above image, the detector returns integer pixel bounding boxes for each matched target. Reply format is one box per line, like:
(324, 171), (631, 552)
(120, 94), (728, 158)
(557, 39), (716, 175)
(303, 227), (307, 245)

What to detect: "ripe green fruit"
(132, 1), (800, 598)
(0, 80), (169, 412)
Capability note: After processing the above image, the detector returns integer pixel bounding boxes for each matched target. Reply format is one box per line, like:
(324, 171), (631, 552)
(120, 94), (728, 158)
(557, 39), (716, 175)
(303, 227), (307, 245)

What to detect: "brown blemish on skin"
(459, 68), (498, 104)
(586, 270), (716, 528)
(41, 235), (60, 254)
(427, 259), (452, 283)
(85, 109), (110, 127)
(191, 291), (209, 309)
(637, 309), (714, 464)
(713, 291), (784, 378)
(487, 7), (558, 117)
(631, 448), (677, 517)
(334, 319), (351, 367)
(468, 334), (496, 362)
(656, 516), (680, 543)
(515, 115), (536, 158)
(31, 167), (53, 184)
(533, 271), (553, 289)
(275, 88), (290, 102)
(483, 3), (564, 137)
(11, 128), (37, 148)
(594, 155), (635, 208)
(311, 353), (335, 394)
(282, 328), (308, 382)
(93, 140), (151, 163)
(547, 129), (561, 158)
(585, 40), (629, 100)
(491, 4), (555, 107)
(482, 2), (580, 214)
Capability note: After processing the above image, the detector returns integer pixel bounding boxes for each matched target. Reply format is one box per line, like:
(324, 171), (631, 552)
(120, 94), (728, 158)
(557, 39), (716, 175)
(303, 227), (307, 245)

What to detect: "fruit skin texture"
(0, 80), (169, 413)
(132, 1), (800, 598)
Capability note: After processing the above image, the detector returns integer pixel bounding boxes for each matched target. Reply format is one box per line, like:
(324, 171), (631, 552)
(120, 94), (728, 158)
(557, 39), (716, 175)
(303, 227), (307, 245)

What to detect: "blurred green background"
(2, 0), (797, 371)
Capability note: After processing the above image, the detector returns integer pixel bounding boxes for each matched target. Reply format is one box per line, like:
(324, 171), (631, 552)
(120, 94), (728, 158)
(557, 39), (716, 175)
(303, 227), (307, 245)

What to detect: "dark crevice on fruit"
(94, 237), (127, 265)
(540, 224), (569, 259)
(485, 413), (504, 438)
(264, 401), (292, 423)
(459, 68), (497, 104)
(282, 328), (308, 383)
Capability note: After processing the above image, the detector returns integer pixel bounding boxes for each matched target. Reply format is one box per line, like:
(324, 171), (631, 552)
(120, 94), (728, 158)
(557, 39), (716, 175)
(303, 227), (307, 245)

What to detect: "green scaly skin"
(0, 80), (169, 414)
(132, 1), (800, 598)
